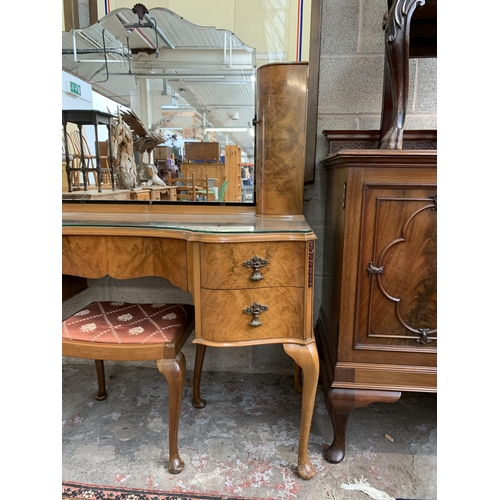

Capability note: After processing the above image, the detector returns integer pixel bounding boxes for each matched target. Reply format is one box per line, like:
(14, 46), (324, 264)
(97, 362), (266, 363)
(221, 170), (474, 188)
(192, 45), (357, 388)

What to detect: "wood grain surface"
(200, 287), (304, 343)
(256, 63), (308, 216)
(62, 235), (188, 290)
(200, 241), (305, 289)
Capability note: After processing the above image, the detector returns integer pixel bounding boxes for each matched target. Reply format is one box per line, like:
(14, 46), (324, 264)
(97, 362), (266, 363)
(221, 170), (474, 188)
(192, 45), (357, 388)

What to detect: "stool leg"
(157, 352), (186, 474)
(192, 344), (207, 409)
(94, 360), (108, 401)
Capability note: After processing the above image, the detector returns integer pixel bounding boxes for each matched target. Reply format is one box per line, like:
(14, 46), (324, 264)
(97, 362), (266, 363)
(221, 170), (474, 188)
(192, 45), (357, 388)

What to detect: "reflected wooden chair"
(69, 129), (98, 188)
(98, 141), (113, 187)
(165, 172), (178, 186)
(176, 173), (197, 201)
(62, 301), (206, 474)
(62, 132), (79, 189)
(195, 175), (219, 201)
(64, 131), (89, 189)
(177, 173), (219, 202)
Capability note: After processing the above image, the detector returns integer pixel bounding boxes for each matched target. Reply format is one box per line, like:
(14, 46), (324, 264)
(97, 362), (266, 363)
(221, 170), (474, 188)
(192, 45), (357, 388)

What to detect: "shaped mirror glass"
(62, 7), (256, 204)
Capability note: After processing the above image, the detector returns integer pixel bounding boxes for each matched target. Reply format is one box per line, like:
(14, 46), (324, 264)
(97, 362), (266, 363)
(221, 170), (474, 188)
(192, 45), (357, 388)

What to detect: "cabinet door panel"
(356, 185), (437, 350)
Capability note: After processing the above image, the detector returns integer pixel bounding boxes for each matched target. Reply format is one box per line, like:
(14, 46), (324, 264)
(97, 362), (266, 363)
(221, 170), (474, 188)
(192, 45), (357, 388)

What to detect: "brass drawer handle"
(243, 255), (269, 281)
(243, 301), (268, 327)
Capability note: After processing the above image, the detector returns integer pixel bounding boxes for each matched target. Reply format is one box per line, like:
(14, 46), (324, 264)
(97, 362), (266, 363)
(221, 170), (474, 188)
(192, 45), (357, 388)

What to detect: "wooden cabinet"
(315, 149), (437, 463)
(154, 145), (171, 162)
(184, 142), (220, 161)
(179, 162), (225, 186)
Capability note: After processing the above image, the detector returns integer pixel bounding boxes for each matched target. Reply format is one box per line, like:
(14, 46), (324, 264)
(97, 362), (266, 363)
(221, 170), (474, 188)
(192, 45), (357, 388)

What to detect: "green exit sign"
(69, 81), (81, 96)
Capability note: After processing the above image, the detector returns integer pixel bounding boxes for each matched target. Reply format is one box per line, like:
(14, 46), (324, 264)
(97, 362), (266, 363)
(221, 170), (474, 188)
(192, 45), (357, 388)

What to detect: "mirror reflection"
(62, 7), (256, 203)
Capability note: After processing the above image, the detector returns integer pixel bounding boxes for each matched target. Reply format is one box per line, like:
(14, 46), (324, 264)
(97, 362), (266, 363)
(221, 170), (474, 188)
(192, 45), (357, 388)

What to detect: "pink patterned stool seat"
(63, 301), (194, 345)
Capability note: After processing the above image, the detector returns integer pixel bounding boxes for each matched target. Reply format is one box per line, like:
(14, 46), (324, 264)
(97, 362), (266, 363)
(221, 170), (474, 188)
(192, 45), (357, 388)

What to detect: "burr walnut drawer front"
(200, 288), (305, 342)
(200, 242), (306, 289)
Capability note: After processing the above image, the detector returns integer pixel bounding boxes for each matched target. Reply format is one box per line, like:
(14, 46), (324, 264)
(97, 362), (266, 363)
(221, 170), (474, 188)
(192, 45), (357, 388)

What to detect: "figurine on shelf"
(137, 163), (166, 187)
(119, 109), (179, 187)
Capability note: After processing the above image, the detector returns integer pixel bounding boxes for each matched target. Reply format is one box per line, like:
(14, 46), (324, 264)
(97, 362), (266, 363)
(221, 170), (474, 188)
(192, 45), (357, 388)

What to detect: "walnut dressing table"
(62, 205), (318, 478)
(62, 63), (320, 479)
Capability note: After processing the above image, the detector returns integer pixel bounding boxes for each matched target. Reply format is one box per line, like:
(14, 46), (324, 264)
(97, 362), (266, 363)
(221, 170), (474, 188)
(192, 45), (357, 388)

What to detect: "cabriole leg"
(283, 342), (320, 480)
(325, 387), (401, 463)
(157, 352), (186, 474)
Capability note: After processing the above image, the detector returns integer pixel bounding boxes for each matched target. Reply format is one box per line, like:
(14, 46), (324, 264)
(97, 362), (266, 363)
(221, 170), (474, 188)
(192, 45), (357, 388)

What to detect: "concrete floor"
(62, 360), (437, 500)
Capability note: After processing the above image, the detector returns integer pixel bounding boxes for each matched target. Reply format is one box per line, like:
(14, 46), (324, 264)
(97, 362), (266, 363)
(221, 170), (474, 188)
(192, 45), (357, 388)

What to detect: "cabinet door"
(356, 184), (437, 350)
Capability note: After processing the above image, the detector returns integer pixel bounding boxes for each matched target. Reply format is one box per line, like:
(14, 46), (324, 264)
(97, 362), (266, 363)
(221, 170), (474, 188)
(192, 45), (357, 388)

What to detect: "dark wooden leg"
(156, 352), (186, 474)
(192, 344), (207, 409)
(94, 360), (108, 401)
(325, 387), (401, 463)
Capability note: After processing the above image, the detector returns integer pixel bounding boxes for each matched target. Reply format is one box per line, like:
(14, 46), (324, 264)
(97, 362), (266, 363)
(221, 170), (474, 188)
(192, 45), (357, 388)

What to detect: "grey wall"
(63, 0), (437, 375)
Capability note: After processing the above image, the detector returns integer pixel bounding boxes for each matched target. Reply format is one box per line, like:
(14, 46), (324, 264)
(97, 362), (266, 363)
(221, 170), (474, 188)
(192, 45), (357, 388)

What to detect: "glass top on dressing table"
(62, 210), (313, 234)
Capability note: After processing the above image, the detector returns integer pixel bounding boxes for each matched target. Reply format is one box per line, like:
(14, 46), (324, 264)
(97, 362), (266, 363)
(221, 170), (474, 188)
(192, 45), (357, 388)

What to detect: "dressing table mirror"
(62, 7), (256, 204)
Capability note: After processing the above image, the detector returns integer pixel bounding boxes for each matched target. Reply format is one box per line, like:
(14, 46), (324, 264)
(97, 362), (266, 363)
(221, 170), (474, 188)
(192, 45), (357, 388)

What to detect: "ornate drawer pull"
(243, 255), (269, 281)
(243, 301), (268, 327)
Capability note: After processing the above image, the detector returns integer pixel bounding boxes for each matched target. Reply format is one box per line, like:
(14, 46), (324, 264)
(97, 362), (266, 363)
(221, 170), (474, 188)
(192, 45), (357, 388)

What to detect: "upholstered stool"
(62, 301), (200, 474)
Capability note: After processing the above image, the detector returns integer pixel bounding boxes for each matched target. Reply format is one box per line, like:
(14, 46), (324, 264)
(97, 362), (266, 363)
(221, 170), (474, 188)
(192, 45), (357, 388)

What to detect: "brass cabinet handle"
(243, 255), (269, 281)
(243, 302), (268, 327)
(416, 328), (433, 345)
(367, 262), (384, 276)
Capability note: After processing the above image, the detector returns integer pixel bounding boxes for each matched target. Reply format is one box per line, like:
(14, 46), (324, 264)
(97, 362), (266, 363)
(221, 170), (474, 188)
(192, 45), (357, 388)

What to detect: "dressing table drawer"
(200, 241), (305, 289)
(200, 288), (305, 343)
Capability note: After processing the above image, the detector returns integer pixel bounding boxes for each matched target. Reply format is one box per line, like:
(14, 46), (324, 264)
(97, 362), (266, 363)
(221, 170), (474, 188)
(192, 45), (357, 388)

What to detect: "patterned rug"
(62, 481), (268, 500)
